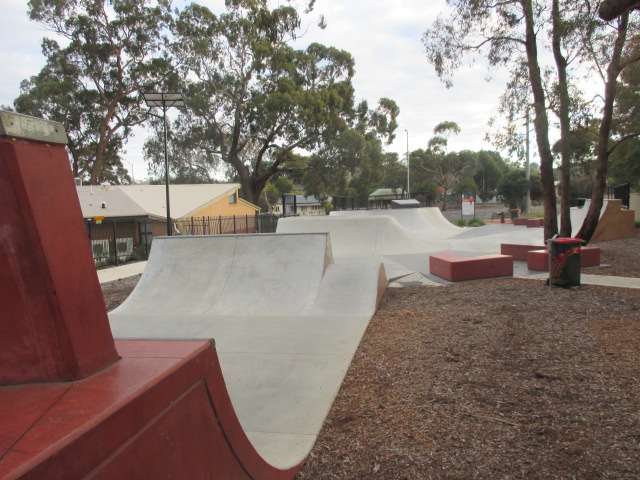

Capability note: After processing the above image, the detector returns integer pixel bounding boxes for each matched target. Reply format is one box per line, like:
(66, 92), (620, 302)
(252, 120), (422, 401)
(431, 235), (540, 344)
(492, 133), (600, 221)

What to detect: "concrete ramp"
(109, 233), (386, 470)
(112, 233), (332, 317)
(331, 207), (462, 234)
(279, 211), (547, 283)
(277, 215), (432, 257)
(566, 199), (635, 243)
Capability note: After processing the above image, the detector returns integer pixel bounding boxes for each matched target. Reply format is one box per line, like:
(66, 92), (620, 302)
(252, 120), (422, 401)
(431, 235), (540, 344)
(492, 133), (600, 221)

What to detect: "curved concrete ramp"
(331, 207), (462, 234)
(278, 211), (546, 282)
(109, 233), (386, 471)
(277, 215), (434, 257)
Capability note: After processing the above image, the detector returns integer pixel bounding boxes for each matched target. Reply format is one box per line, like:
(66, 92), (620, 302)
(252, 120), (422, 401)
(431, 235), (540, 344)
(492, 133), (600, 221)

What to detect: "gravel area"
(100, 228), (640, 479)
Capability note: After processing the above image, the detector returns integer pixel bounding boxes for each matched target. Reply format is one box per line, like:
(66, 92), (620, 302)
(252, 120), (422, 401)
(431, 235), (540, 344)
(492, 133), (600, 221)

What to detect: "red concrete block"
(429, 252), (514, 282)
(501, 243), (547, 261)
(581, 246), (601, 267)
(513, 218), (528, 225)
(526, 218), (544, 228)
(527, 249), (549, 271)
(527, 247), (601, 271)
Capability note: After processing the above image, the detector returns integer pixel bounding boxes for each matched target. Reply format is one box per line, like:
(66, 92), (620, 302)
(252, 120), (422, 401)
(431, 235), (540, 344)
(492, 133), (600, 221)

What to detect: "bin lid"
(552, 237), (584, 244)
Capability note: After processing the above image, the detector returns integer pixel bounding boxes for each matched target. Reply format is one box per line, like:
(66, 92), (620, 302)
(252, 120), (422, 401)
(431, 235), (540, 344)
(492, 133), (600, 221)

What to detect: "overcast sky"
(0, 0), (514, 181)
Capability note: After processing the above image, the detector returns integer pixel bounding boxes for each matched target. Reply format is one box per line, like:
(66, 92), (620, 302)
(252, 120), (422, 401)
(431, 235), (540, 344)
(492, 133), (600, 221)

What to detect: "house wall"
(188, 193), (258, 218)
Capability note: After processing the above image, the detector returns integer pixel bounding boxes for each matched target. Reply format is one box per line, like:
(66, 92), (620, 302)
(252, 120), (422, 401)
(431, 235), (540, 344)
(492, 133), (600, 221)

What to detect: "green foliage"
(467, 218), (486, 227)
(159, 1), (398, 204)
(473, 151), (506, 202)
(17, 0), (175, 184)
(498, 169), (542, 210)
(419, 123), (474, 210)
(453, 218), (485, 227)
(608, 137), (640, 190)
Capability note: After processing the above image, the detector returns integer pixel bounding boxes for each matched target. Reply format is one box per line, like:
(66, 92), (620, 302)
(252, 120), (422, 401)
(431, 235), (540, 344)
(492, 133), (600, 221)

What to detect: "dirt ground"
(101, 228), (640, 479)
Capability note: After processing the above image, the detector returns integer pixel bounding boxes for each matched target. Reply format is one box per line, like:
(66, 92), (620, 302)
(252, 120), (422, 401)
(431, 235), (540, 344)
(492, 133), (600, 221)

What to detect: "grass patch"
(454, 218), (486, 227)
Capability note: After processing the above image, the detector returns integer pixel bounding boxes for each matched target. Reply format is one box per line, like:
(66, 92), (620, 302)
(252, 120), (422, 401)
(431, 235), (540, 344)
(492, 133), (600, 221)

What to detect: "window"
(229, 192), (237, 204)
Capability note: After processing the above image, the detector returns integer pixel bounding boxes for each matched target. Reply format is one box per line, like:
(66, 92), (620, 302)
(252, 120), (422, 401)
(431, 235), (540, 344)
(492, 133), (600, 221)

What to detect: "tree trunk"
(599, 0), (640, 20)
(552, 0), (572, 237)
(576, 13), (629, 243)
(522, 0), (558, 241)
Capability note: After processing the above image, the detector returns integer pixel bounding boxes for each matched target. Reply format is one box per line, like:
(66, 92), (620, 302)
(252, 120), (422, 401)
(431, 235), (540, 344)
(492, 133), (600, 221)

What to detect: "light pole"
(142, 92), (185, 236)
(124, 159), (134, 184)
(405, 129), (410, 196)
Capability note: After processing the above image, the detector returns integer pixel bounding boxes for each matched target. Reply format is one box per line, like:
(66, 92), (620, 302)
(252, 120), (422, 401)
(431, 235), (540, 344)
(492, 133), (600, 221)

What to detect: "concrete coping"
(0, 110), (68, 144)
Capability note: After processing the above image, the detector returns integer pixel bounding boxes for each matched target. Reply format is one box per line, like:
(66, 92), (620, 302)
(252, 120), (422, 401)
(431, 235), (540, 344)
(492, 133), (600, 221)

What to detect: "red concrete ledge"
(512, 218), (544, 227)
(501, 243), (547, 261)
(0, 340), (301, 480)
(429, 252), (514, 282)
(526, 218), (544, 228)
(527, 247), (601, 271)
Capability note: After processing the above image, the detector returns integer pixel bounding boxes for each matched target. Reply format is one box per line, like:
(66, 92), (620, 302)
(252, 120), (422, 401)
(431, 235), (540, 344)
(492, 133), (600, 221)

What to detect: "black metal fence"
(86, 214), (280, 269)
(85, 218), (156, 268)
(367, 193), (411, 209)
(587, 183), (631, 209)
(282, 193), (297, 217)
(173, 214), (279, 236)
(610, 183), (631, 209)
(332, 196), (356, 211)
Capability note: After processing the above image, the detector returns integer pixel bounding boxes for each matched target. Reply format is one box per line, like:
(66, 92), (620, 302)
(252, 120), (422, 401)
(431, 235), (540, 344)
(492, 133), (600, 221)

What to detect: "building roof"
(76, 185), (149, 219)
(118, 184), (245, 219)
(369, 188), (404, 199)
(77, 183), (257, 220)
(294, 195), (321, 205)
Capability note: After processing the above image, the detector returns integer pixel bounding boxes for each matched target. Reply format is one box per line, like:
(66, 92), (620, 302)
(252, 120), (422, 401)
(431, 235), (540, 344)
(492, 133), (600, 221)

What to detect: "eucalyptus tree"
(17, 0), (174, 184)
(423, 0), (559, 238)
(575, 9), (639, 241)
(423, 0), (639, 242)
(419, 122), (474, 210)
(162, 1), (396, 205)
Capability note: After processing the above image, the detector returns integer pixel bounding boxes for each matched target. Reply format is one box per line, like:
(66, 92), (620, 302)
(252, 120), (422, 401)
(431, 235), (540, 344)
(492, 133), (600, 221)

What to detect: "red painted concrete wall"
(0, 137), (118, 385)
(0, 340), (302, 480)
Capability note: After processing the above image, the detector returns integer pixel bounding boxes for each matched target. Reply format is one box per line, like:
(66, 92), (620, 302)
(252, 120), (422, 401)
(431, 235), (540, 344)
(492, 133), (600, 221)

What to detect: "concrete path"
(98, 261), (147, 284)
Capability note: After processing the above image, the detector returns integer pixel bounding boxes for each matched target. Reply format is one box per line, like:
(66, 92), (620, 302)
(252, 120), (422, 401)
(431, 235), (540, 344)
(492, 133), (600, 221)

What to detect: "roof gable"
(118, 184), (241, 219)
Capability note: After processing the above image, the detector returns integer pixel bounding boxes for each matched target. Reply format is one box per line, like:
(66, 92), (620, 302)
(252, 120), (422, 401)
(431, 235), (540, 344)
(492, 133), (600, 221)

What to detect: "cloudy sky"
(0, 0), (513, 181)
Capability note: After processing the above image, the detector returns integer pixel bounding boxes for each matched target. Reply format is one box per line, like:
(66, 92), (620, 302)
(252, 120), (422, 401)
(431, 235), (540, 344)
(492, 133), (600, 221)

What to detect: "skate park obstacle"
(0, 111), (301, 480)
(500, 243), (547, 261)
(429, 252), (514, 282)
(527, 246), (601, 271)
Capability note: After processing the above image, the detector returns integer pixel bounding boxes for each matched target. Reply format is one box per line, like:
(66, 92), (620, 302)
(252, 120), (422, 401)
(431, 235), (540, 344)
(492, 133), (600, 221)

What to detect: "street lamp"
(124, 159), (134, 184)
(142, 92), (185, 236)
(405, 129), (410, 197)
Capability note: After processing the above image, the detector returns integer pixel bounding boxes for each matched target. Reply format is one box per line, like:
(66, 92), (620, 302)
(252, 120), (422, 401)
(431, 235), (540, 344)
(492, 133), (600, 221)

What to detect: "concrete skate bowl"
(109, 233), (386, 474)
(330, 207), (462, 235)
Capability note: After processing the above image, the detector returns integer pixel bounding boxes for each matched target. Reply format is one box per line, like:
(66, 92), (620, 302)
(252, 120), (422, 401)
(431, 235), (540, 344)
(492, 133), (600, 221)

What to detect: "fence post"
(112, 219), (118, 267)
(233, 215), (236, 233)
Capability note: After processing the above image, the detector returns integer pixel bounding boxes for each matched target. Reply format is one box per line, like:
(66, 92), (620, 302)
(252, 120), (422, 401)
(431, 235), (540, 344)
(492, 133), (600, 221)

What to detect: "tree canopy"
(16, 0), (175, 184)
(154, 0), (398, 205)
(423, 0), (640, 242)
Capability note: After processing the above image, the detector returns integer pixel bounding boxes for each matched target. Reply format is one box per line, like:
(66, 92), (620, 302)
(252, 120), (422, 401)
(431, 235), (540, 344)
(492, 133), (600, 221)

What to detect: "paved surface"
(108, 233), (385, 469)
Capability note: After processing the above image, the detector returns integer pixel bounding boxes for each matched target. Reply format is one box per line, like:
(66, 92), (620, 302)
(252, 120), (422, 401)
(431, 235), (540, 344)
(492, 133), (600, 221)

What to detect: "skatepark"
(1, 111), (637, 479)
